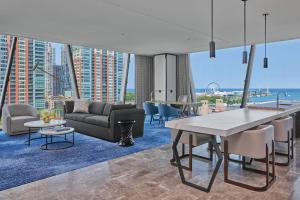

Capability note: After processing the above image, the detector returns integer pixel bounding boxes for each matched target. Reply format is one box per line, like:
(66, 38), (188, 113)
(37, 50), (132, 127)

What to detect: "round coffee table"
(117, 120), (136, 146)
(40, 127), (75, 150)
(24, 120), (66, 146)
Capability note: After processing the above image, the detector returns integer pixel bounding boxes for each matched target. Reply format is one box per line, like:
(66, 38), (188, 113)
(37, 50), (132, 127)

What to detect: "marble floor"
(1, 140), (300, 200)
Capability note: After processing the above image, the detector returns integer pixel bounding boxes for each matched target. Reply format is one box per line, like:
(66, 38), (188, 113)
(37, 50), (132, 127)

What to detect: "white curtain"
(176, 54), (196, 102)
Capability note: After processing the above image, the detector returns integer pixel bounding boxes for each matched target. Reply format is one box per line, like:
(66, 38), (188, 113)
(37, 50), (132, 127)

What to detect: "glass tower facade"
(0, 34), (127, 109)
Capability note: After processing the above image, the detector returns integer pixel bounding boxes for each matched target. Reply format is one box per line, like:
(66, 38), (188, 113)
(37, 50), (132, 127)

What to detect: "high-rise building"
(52, 64), (71, 96)
(32, 40), (47, 108)
(0, 35), (34, 106)
(0, 34), (47, 108)
(70, 46), (125, 102)
(0, 35), (126, 109)
(93, 49), (125, 102)
(73, 46), (94, 99)
(45, 43), (54, 98)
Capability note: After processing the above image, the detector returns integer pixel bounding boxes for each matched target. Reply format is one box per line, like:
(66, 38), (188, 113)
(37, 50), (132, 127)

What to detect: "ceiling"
(0, 0), (300, 55)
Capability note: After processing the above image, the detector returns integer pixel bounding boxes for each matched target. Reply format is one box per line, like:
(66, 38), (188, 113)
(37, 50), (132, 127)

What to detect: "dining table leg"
(172, 129), (223, 192)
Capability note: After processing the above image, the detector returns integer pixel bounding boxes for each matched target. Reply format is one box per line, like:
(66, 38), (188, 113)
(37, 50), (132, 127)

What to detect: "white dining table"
(165, 103), (300, 192)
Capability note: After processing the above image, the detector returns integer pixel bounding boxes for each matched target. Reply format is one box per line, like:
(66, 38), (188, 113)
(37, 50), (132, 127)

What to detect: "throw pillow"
(73, 99), (89, 113)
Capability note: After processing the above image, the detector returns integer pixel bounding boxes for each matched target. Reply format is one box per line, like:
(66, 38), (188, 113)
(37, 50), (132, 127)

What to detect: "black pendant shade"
(263, 13), (269, 68)
(209, 41), (215, 58)
(242, 0), (248, 64)
(243, 50), (248, 64)
(264, 57), (268, 68)
(209, 0), (216, 58)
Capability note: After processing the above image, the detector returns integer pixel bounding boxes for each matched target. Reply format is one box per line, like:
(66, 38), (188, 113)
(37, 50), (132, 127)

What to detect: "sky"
(52, 43), (62, 65)
(127, 39), (300, 89)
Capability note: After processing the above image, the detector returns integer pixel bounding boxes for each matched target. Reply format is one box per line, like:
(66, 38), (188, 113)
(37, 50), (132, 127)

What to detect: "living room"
(2, 1), (300, 199)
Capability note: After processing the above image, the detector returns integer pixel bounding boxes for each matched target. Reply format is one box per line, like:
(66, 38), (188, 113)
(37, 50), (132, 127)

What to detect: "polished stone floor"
(1, 140), (300, 200)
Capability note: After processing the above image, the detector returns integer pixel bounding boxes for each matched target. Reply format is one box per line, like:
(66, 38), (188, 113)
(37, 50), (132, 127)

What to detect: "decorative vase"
(41, 109), (55, 123)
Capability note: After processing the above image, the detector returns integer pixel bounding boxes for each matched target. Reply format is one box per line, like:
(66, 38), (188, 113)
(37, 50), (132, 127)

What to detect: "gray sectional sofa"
(64, 101), (145, 142)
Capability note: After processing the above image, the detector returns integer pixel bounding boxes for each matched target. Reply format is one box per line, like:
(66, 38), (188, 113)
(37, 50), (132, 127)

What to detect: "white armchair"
(222, 125), (275, 191)
(272, 116), (293, 165)
(2, 104), (39, 135)
(170, 129), (214, 170)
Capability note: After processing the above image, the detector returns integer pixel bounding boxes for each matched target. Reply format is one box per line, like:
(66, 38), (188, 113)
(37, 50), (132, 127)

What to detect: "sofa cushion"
(103, 104), (112, 116)
(89, 102), (106, 115)
(73, 99), (90, 113)
(84, 115), (109, 128)
(65, 113), (96, 121)
(65, 101), (74, 114)
(103, 104), (136, 116)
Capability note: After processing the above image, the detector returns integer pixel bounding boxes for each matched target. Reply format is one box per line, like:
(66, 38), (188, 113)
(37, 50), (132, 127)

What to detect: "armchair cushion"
(6, 104), (37, 117)
(10, 116), (39, 135)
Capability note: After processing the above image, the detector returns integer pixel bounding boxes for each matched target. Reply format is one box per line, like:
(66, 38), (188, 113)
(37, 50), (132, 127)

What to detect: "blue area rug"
(0, 119), (171, 191)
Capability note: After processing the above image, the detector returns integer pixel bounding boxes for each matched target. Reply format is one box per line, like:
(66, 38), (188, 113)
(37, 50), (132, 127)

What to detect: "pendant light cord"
(243, 0), (246, 51)
(211, 0), (214, 42)
(264, 14), (267, 57)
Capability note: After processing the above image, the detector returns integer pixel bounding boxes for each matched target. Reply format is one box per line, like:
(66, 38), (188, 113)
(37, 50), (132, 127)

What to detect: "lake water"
(127, 88), (300, 103)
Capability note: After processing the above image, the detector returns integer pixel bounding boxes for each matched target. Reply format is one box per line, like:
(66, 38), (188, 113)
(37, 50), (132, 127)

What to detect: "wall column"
(120, 54), (130, 103)
(65, 44), (80, 99)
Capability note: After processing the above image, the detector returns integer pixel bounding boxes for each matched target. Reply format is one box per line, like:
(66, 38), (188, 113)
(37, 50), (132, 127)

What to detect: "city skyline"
(0, 34), (127, 108)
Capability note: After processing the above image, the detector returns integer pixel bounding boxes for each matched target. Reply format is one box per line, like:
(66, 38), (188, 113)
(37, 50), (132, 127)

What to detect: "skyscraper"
(45, 43), (54, 98)
(32, 40), (47, 108)
(93, 49), (125, 102)
(0, 34), (48, 108)
(52, 64), (71, 96)
(69, 46), (126, 102)
(0, 35), (127, 109)
(73, 46), (94, 99)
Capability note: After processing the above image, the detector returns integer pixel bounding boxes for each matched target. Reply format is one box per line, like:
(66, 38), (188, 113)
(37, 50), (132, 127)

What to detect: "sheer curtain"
(176, 54), (196, 102)
(135, 55), (154, 108)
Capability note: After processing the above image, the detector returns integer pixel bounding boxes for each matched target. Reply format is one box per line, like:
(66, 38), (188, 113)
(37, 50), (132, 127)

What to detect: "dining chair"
(170, 129), (214, 170)
(158, 103), (180, 123)
(271, 116), (293, 165)
(222, 124), (275, 191)
(171, 95), (190, 115)
(143, 102), (159, 124)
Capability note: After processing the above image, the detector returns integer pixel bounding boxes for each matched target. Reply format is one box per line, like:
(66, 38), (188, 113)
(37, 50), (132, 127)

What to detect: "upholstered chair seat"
(272, 116), (293, 165)
(222, 125), (276, 191)
(2, 104), (39, 135)
(170, 129), (214, 170)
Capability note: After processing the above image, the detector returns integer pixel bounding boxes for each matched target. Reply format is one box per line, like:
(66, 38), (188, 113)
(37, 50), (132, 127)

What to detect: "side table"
(117, 120), (136, 146)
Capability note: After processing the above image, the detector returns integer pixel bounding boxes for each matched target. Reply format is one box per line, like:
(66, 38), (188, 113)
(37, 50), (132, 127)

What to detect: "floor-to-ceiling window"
(190, 46), (248, 107)
(125, 54), (135, 104)
(0, 34), (130, 127)
(249, 39), (300, 103)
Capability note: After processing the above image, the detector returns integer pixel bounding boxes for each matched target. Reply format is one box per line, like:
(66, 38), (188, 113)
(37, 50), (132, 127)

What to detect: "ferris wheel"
(206, 82), (220, 95)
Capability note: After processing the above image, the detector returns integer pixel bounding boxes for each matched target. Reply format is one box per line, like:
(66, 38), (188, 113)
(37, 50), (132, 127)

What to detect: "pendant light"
(242, 0), (248, 64)
(209, 0), (216, 58)
(263, 13), (269, 68)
